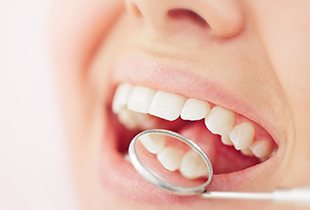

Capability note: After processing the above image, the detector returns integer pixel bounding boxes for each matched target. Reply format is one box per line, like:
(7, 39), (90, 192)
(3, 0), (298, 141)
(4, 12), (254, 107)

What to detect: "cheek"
(50, 0), (124, 143)
(50, 0), (123, 75)
(247, 1), (310, 181)
(247, 1), (310, 107)
(49, 1), (124, 208)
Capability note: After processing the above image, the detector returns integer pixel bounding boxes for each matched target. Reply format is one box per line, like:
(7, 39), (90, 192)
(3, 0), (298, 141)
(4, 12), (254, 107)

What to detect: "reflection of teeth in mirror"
(140, 134), (166, 154)
(157, 147), (183, 171)
(180, 150), (209, 179)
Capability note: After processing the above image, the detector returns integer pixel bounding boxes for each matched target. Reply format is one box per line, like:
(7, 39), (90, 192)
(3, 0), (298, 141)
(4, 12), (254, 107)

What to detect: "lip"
(100, 52), (283, 205)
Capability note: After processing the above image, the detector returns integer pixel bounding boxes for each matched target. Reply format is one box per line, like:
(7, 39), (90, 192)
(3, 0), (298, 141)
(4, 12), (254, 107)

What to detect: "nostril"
(168, 9), (209, 28)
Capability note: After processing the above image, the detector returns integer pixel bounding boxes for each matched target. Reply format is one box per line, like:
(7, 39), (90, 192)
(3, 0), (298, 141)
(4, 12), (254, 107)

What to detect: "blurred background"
(0, 0), (75, 209)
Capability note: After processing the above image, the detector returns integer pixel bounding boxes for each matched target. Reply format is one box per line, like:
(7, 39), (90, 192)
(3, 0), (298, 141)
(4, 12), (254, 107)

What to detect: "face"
(51, 0), (310, 209)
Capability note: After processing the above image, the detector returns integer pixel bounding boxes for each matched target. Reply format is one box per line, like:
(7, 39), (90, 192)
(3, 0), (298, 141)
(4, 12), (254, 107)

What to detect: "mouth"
(100, 53), (279, 205)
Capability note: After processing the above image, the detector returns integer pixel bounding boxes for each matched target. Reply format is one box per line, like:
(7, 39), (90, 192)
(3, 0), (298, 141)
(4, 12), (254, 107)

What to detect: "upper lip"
(101, 50), (283, 204)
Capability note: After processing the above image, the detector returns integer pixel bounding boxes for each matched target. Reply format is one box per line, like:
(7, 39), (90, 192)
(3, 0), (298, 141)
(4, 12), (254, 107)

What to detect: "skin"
(51, 0), (310, 209)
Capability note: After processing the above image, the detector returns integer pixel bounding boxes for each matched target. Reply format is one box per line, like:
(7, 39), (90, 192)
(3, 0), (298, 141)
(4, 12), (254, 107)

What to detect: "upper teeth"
(205, 106), (235, 135)
(113, 83), (274, 160)
(149, 91), (186, 121)
(229, 122), (255, 150)
(181, 98), (211, 121)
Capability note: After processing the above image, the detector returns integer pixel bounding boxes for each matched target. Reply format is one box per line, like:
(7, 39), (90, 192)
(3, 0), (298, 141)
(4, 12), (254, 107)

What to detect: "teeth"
(181, 98), (210, 121)
(127, 86), (156, 113)
(180, 150), (208, 179)
(118, 109), (139, 129)
(205, 106), (235, 135)
(221, 134), (234, 146)
(140, 134), (166, 154)
(250, 139), (273, 158)
(124, 154), (131, 162)
(112, 83), (133, 113)
(148, 91), (186, 121)
(157, 147), (183, 171)
(118, 109), (156, 130)
(229, 122), (255, 150)
(113, 83), (275, 163)
(132, 112), (157, 130)
(241, 149), (254, 157)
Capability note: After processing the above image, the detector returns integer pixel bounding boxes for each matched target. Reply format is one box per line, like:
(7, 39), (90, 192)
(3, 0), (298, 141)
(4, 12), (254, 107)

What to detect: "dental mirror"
(128, 129), (310, 204)
(128, 129), (213, 195)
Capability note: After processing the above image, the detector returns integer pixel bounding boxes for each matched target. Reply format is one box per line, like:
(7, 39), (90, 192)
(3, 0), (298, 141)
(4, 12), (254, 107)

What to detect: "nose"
(125, 0), (244, 38)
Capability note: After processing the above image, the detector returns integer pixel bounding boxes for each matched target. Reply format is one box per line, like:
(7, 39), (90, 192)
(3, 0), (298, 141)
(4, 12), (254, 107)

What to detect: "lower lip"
(100, 110), (275, 206)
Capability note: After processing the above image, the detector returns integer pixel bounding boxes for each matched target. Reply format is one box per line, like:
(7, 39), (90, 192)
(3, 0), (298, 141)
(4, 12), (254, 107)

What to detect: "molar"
(250, 139), (273, 159)
(229, 122), (255, 150)
(221, 134), (234, 146)
(241, 149), (254, 157)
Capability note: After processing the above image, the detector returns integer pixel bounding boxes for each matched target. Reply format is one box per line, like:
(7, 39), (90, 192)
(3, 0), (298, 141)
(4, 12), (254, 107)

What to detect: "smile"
(113, 82), (276, 175)
(100, 53), (280, 205)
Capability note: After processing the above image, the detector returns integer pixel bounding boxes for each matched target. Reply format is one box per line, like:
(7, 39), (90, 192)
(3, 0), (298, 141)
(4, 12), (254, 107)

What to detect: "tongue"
(177, 121), (259, 174)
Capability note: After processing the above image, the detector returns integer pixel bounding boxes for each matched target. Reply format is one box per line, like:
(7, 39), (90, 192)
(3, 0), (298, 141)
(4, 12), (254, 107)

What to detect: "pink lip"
(100, 52), (282, 205)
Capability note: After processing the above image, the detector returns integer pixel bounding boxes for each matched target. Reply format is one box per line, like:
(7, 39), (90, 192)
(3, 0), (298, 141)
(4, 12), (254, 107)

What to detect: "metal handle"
(201, 191), (273, 201)
(201, 188), (310, 204)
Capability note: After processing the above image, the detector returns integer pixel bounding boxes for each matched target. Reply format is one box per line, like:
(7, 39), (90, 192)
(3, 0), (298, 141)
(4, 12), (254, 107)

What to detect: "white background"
(0, 0), (75, 209)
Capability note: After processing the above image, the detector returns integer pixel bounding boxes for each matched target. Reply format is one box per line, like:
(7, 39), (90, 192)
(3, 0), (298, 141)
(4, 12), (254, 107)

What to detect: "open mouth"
(111, 82), (277, 177)
(100, 54), (279, 205)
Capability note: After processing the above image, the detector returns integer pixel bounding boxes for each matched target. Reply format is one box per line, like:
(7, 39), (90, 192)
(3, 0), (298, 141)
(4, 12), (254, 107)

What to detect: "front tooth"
(250, 139), (273, 158)
(221, 134), (233, 146)
(181, 98), (210, 121)
(112, 83), (133, 113)
(180, 150), (208, 179)
(157, 147), (183, 171)
(140, 134), (166, 154)
(205, 106), (235, 135)
(148, 91), (186, 121)
(229, 122), (255, 150)
(127, 86), (156, 113)
(118, 109), (138, 130)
